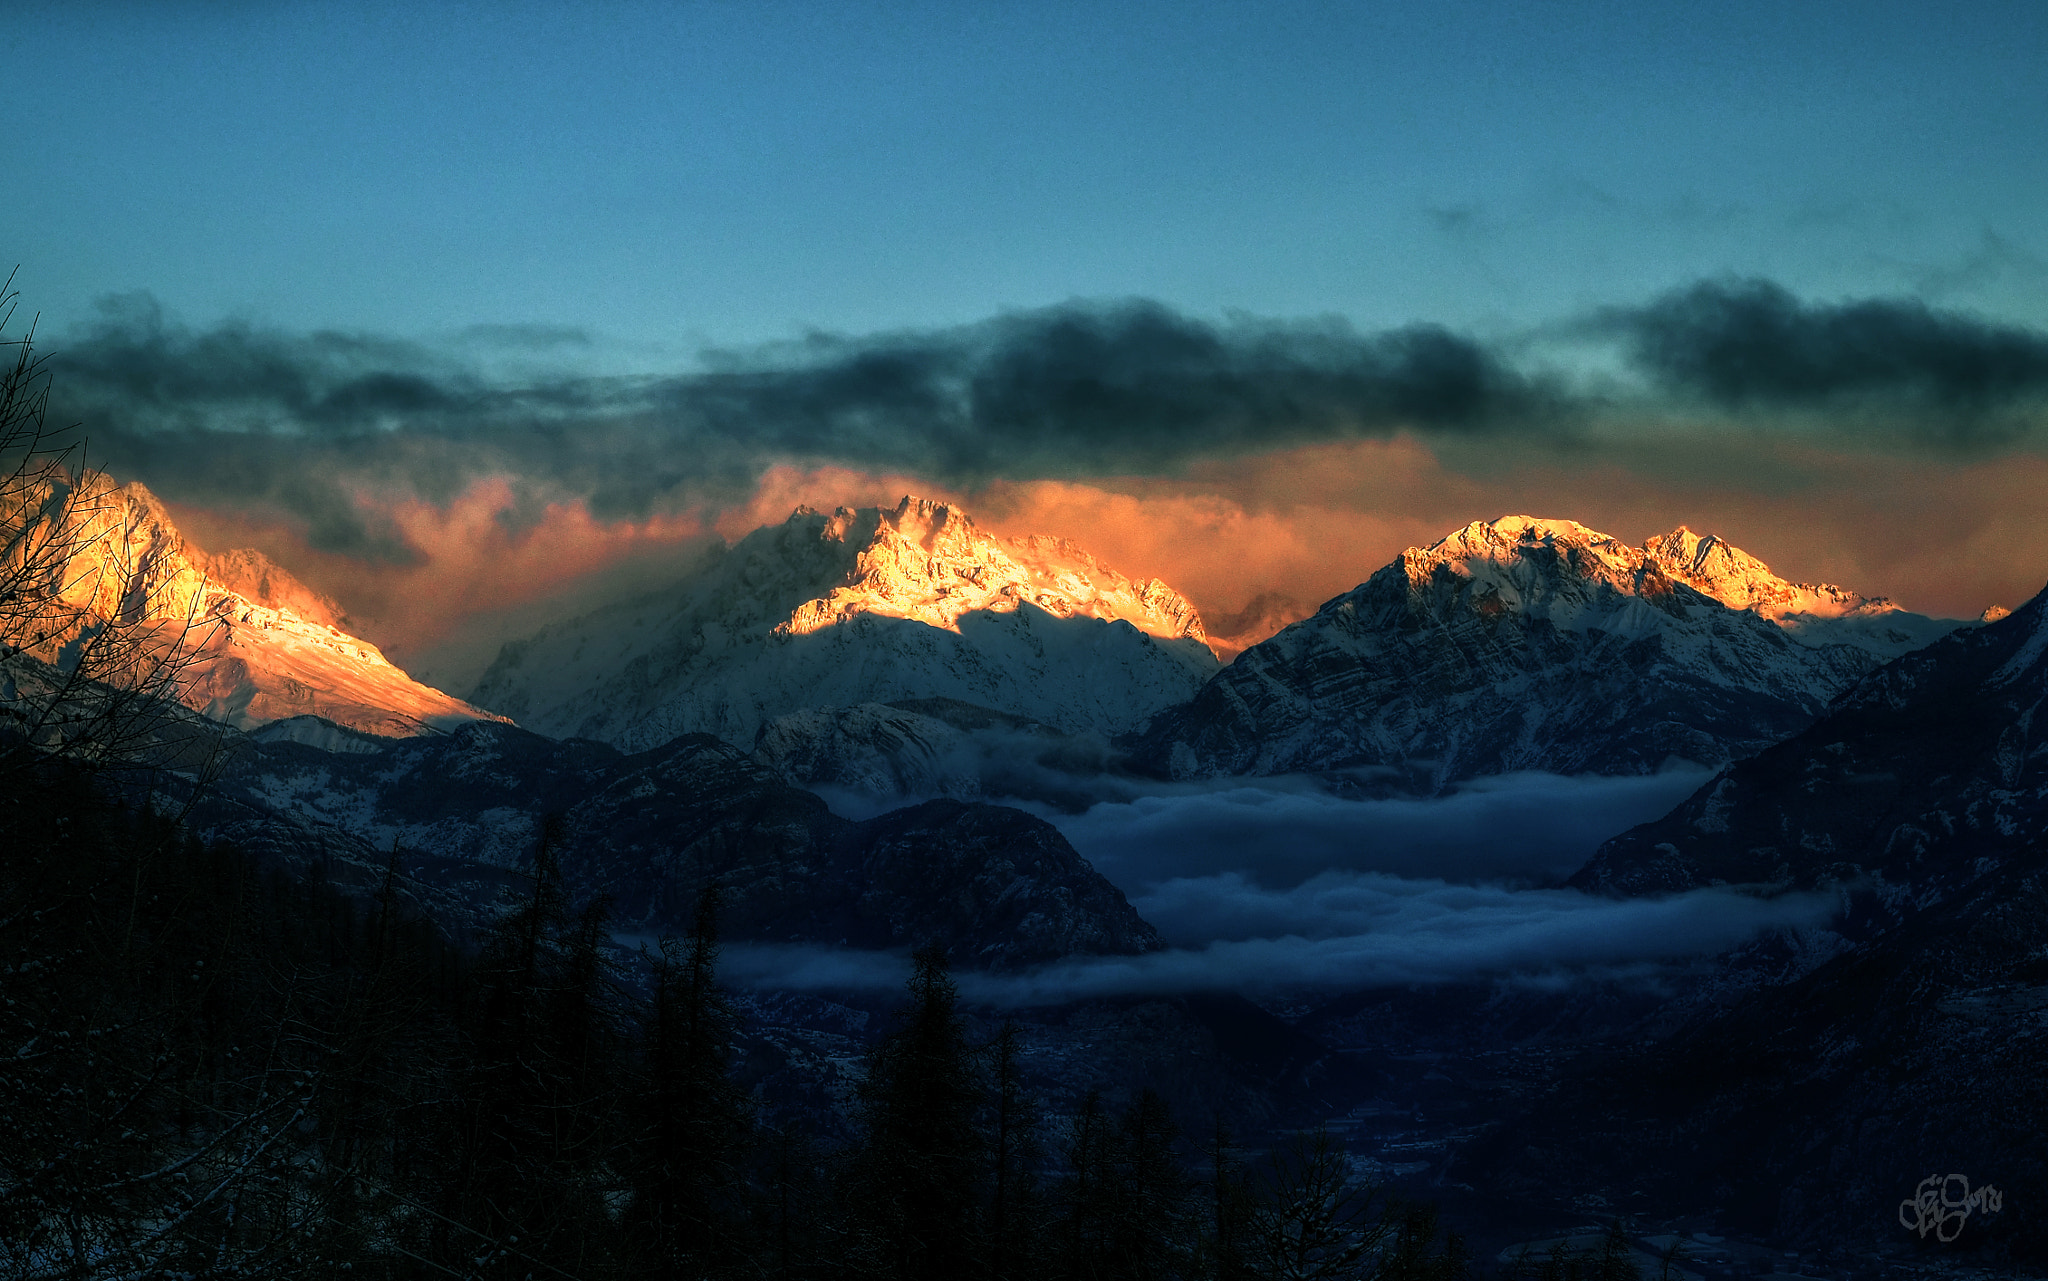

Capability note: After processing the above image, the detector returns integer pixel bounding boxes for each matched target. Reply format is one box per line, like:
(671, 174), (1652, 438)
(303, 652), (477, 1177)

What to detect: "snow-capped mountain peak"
(1391, 514), (1955, 660)
(1640, 523), (1960, 655)
(1403, 515), (1679, 620)
(2, 474), (501, 738)
(1645, 525), (1879, 619)
(777, 496), (1207, 643)
(1133, 512), (1968, 786)
(470, 496), (1217, 749)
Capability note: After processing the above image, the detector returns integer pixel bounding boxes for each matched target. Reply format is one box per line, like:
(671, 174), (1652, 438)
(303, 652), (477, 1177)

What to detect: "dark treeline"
(0, 760), (1475, 1281)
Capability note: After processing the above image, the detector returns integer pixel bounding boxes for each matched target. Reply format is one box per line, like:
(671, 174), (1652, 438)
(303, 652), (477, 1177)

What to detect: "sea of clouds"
(723, 765), (1846, 1003)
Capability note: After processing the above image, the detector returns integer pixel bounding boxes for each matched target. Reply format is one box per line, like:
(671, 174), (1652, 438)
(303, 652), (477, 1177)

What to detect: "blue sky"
(9, 0), (2048, 672)
(9, 0), (2046, 363)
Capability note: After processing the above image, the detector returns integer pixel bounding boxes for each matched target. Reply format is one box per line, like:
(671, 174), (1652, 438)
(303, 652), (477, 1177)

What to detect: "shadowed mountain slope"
(1131, 516), (1961, 789)
(1574, 579), (2048, 901)
(195, 719), (1161, 969)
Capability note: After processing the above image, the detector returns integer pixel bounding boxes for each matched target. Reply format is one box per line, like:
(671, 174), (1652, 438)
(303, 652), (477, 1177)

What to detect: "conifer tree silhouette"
(846, 944), (986, 1280)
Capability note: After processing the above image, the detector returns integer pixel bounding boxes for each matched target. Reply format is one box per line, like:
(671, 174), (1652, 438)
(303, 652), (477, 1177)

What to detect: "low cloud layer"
(712, 769), (1840, 1003)
(978, 880), (1843, 1001)
(717, 880), (1842, 1004)
(1046, 768), (1713, 893)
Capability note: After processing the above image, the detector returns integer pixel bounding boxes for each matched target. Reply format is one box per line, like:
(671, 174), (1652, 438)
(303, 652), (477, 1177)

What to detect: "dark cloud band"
(39, 282), (2048, 559)
(1610, 278), (2048, 437)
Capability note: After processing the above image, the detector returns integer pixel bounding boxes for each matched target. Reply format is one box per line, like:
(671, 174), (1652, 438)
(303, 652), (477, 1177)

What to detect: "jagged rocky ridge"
(1131, 516), (1963, 788)
(1640, 525), (1958, 658)
(195, 718), (1162, 970)
(468, 496), (1218, 750)
(1, 473), (500, 737)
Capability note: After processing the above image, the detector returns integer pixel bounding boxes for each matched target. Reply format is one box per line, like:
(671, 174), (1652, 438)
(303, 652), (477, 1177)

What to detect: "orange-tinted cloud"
(165, 478), (717, 686)
(164, 436), (2048, 693)
(968, 435), (2048, 629)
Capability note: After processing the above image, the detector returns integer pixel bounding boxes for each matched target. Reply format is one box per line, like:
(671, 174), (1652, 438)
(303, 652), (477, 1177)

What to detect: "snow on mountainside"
(1, 474), (501, 737)
(469, 496), (1218, 749)
(1576, 577), (2048, 900)
(1642, 526), (1955, 658)
(1132, 515), (1962, 788)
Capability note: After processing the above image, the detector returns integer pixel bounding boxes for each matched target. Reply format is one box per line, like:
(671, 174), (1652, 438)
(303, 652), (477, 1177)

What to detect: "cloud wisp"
(715, 879), (1842, 1005)
(50, 295), (1561, 543)
(52, 281), (2048, 557)
(1045, 768), (1714, 892)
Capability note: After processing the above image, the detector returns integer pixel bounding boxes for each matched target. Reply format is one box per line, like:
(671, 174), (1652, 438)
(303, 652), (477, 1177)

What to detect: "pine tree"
(1200, 1117), (1258, 1281)
(1056, 1090), (1115, 1280)
(1053, 1090), (1194, 1281)
(445, 816), (628, 1278)
(632, 883), (752, 1277)
(845, 944), (987, 1280)
(1111, 1090), (1190, 1281)
(758, 1119), (832, 1281)
(986, 1018), (1044, 1281)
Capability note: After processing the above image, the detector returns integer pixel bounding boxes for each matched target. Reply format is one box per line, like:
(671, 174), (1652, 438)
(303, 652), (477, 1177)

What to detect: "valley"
(5, 479), (2041, 1277)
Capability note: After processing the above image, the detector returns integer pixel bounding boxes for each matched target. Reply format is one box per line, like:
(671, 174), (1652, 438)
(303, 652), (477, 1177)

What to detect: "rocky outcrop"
(751, 696), (1110, 809)
(753, 701), (1003, 800)
(468, 497), (1218, 750)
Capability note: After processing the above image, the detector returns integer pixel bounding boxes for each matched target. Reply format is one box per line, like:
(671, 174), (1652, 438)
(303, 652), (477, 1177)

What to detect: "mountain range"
(459, 504), (1968, 807)
(1471, 578), (2048, 1259)
(14, 471), (2048, 1262)
(1129, 515), (1962, 789)
(13, 480), (1975, 807)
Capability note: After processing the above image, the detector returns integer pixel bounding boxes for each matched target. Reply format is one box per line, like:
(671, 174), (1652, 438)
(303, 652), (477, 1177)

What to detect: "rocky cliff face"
(1131, 516), (1961, 788)
(469, 496), (1218, 750)
(197, 718), (1161, 969)
(1, 474), (500, 737)
(1573, 579), (2048, 901)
